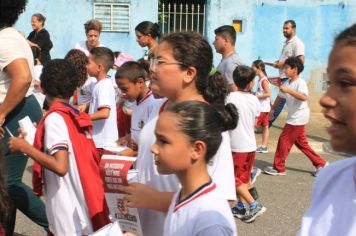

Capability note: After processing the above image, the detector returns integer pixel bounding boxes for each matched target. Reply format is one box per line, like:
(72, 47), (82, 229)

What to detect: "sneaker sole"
(264, 170), (286, 176)
(233, 214), (246, 219)
(243, 207), (267, 223)
(251, 170), (262, 184)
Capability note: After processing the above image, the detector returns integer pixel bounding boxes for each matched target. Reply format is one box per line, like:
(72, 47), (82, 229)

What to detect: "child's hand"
(8, 136), (30, 153)
(128, 139), (138, 151)
(77, 103), (88, 112)
(279, 85), (290, 94)
(122, 182), (159, 209)
(117, 136), (128, 146)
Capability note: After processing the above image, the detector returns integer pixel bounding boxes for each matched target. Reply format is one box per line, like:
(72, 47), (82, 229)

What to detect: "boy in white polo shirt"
(85, 47), (118, 156)
(227, 65), (266, 223)
(115, 61), (163, 156)
(264, 57), (328, 176)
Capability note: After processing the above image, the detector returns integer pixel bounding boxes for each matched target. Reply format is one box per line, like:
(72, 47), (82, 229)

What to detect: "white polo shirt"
(44, 112), (93, 235)
(89, 78), (118, 148)
(227, 91), (260, 152)
(297, 157), (356, 236)
(164, 180), (237, 236)
(278, 78), (309, 125)
(279, 36), (304, 77)
(136, 106), (237, 236)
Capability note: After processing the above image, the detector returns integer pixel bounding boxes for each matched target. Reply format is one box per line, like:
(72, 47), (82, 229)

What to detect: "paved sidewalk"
(14, 111), (341, 235)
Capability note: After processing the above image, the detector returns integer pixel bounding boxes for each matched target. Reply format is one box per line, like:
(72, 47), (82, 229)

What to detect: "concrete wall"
(14, 0), (356, 111)
(15, 0), (158, 60)
(206, 0), (356, 111)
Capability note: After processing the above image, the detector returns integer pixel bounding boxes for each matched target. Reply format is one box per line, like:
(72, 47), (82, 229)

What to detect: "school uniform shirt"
(227, 91), (260, 152)
(136, 105), (237, 236)
(74, 41), (104, 56)
(164, 180), (237, 236)
(77, 77), (97, 105)
(278, 78), (310, 125)
(256, 76), (271, 112)
(278, 35), (304, 77)
(89, 78), (118, 148)
(297, 157), (356, 236)
(0, 27), (35, 103)
(130, 92), (161, 143)
(43, 112), (93, 235)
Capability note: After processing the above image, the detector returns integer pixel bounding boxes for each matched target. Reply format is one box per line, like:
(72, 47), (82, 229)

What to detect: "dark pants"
(3, 95), (48, 235)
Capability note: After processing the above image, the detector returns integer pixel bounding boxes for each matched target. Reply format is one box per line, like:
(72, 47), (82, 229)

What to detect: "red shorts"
(232, 151), (256, 187)
(256, 112), (269, 127)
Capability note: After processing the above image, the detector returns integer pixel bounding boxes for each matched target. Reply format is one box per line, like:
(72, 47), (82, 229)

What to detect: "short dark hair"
(89, 47), (115, 72)
(165, 101), (238, 163)
(284, 20), (296, 29)
(214, 25), (236, 45)
(115, 61), (147, 83)
(284, 57), (304, 74)
(233, 65), (256, 89)
(0, 0), (27, 27)
(84, 19), (102, 34)
(334, 23), (356, 46)
(40, 59), (79, 99)
(32, 13), (46, 26)
(135, 21), (161, 39)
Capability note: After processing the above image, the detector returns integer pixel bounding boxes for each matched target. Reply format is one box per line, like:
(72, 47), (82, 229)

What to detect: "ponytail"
(198, 71), (228, 105)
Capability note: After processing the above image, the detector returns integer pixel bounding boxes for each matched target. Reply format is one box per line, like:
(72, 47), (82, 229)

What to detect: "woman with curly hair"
(0, 0), (48, 235)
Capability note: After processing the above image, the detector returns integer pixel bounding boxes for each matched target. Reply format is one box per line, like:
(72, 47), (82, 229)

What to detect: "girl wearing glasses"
(123, 32), (237, 236)
(135, 21), (161, 61)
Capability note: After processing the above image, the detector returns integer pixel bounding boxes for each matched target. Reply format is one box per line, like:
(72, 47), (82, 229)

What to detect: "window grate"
(93, 2), (130, 32)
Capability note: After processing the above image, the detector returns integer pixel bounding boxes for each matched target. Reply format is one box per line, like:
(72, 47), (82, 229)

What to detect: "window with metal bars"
(93, 2), (130, 32)
(158, 0), (206, 36)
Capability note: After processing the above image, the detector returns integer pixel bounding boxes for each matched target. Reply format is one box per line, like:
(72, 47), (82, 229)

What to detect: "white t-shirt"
(278, 36), (304, 77)
(89, 78), (118, 148)
(0, 27), (35, 103)
(43, 112), (93, 235)
(278, 78), (310, 125)
(32, 64), (45, 107)
(227, 91), (260, 152)
(136, 104), (237, 236)
(217, 52), (243, 85)
(164, 181), (237, 236)
(74, 41), (104, 56)
(297, 157), (356, 236)
(256, 76), (271, 112)
(130, 93), (164, 143)
(77, 77), (97, 105)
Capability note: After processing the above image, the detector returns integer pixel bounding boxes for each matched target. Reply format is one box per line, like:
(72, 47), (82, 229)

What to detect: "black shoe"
(231, 206), (247, 219)
(249, 187), (259, 200)
(241, 203), (267, 223)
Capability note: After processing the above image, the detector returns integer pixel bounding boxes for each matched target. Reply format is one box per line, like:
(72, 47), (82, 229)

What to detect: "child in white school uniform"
(151, 101), (238, 236)
(227, 65), (267, 223)
(85, 47), (118, 156)
(8, 60), (111, 235)
(297, 23), (356, 236)
(252, 60), (271, 153)
(115, 61), (163, 156)
(264, 57), (327, 176)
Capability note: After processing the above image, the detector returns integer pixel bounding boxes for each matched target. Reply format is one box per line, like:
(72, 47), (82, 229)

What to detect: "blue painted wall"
(15, 0), (158, 60)
(14, 0), (356, 85)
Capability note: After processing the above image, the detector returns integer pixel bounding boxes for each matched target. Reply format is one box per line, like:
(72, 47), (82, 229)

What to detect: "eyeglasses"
(149, 57), (185, 70)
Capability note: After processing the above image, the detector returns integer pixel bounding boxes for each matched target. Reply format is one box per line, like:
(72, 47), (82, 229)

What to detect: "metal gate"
(158, 1), (206, 36)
